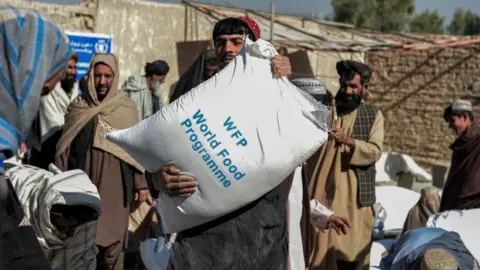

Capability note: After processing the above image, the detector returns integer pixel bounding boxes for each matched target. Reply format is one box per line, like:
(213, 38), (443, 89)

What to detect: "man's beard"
(60, 75), (76, 94)
(151, 79), (170, 107)
(335, 91), (362, 114)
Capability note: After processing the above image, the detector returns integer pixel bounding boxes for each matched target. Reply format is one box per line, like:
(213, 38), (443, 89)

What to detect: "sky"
(38, 0), (480, 25)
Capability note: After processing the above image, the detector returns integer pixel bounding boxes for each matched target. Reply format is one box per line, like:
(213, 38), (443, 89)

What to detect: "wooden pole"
(270, 0), (275, 42)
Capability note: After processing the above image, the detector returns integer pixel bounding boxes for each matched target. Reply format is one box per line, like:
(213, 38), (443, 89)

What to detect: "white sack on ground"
(375, 152), (432, 183)
(375, 186), (420, 232)
(427, 209), (480, 262)
(6, 165), (101, 270)
(107, 38), (330, 233)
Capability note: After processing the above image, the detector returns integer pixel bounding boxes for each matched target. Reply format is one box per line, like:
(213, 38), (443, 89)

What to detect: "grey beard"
(151, 80), (170, 107)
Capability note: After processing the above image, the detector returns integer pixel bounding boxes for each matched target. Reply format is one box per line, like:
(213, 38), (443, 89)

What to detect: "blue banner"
(66, 31), (113, 81)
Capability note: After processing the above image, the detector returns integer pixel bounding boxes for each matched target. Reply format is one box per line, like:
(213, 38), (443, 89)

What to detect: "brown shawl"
(402, 186), (440, 234)
(440, 122), (480, 211)
(55, 53), (144, 172)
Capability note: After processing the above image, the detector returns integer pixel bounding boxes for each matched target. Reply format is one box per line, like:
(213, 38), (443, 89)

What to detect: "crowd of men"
(1, 5), (480, 270)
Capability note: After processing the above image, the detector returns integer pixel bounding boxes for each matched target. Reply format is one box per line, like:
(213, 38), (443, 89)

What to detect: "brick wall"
(366, 47), (480, 168)
(4, 0), (97, 32)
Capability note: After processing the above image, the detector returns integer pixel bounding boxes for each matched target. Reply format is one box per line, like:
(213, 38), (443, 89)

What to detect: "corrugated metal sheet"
(185, 1), (480, 52)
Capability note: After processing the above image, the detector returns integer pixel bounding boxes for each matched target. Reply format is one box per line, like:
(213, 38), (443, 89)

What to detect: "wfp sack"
(106, 38), (330, 233)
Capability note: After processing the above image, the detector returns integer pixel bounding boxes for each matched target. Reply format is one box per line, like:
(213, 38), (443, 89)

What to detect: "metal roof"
(185, 1), (480, 52)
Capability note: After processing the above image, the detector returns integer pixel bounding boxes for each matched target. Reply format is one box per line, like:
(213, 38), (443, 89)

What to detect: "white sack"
(107, 39), (330, 233)
(427, 209), (480, 262)
(375, 152), (432, 183)
(375, 186), (420, 232)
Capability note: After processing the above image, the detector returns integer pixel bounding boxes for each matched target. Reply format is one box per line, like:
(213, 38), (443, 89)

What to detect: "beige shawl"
(55, 53), (144, 172)
(402, 187), (440, 234)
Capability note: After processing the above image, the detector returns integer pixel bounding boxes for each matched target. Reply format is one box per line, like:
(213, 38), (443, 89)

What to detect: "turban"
(237, 16), (261, 40)
(145, 60), (170, 77)
(336, 60), (372, 83)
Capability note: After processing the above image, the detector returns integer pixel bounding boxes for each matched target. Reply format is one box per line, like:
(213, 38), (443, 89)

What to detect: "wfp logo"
(94, 40), (109, 53)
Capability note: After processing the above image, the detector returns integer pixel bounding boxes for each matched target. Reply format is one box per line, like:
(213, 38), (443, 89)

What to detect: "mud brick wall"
(365, 47), (480, 168)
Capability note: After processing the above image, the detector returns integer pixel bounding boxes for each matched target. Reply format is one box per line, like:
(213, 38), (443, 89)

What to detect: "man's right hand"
(161, 165), (198, 197)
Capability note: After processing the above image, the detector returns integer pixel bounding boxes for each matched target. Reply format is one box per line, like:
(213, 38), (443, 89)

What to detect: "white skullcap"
(291, 78), (329, 95)
(452, 100), (472, 112)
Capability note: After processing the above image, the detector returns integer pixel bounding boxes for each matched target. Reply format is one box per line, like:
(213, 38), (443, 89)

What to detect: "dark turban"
(336, 60), (372, 83)
(145, 60), (170, 77)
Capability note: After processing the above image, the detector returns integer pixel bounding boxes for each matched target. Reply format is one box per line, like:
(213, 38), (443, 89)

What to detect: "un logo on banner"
(95, 40), (109, 53)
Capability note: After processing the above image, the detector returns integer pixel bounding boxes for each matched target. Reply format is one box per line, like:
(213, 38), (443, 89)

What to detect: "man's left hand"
(272, 55), (292, 77)
(330, 127), (355, 147)
(135, 189), (149, 203)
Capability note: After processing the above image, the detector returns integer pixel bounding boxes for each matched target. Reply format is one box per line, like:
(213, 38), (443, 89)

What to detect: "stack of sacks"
(107, 38), (330, 233)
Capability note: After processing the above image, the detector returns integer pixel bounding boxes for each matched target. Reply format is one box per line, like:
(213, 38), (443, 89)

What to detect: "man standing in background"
(441, 100), (480, 211)
(170, 49), (218, 102)
(122, 60), (170, 121)
(56, 53), (149, 270)
(28, 53), (80, 170)
(306, 60), (384, 270)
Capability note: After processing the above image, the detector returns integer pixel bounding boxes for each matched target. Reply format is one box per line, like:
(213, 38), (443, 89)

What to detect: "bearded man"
(305, 60), (384, 270)
(159, 17), (292, 269)
(28, 53), (80, 170)
(122, 60), (170, 121)
(55, 53), (148, 270)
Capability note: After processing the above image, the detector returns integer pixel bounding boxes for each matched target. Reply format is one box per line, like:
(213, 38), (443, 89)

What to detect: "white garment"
(310, 198), (334, 230)
(6, 165), (101, 270)
(288, 166), (334, 270)
(288, 166), (306, 270)
(39, 82), (79, 143)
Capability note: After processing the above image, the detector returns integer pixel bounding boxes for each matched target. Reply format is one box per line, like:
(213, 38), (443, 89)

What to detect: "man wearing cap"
(159, 17), (292, 269)
(27, 53), (80, 170)
(441, 100), (480, 211)
(122, 60), (170, 121)
(291, 77), (334, 109)
(305, 60), (384, 270)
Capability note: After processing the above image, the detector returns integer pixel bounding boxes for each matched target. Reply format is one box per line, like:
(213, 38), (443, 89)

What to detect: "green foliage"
(330, 0), (415, 32)
(410, 9), (445, 34)
(448, 8), (480, 35)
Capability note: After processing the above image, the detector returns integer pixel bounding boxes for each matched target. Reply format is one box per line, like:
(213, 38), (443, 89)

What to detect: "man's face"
(66, 59), (77, 80)
(152, 74), (167, 84)
(339, 74), (363, 96)
(336, 74), (365, 113)
(214, 34), (245, 70)
(94, 63), (114, 100)
(448, 115), (470, 135)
